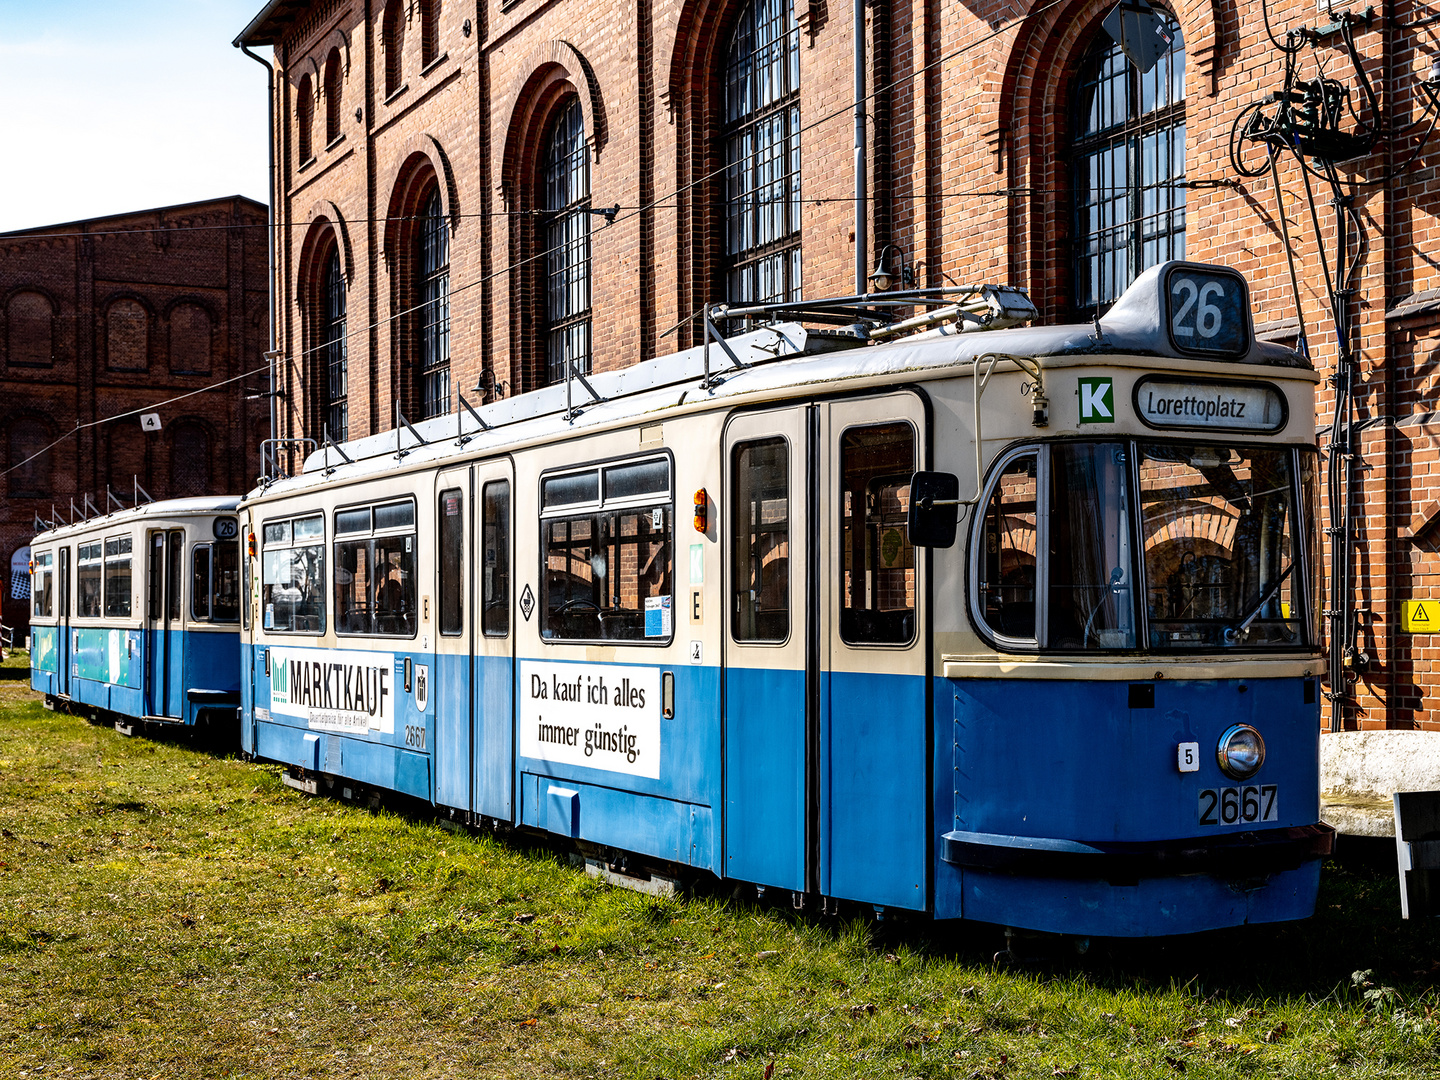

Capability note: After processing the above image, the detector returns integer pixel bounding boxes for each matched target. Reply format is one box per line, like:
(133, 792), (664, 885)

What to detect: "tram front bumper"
(941, 822), (1335, 883)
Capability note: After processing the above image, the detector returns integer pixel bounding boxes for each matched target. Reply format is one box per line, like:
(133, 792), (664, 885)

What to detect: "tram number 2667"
(404, 724), (427, 751)
(1198, 785), (1278, 826)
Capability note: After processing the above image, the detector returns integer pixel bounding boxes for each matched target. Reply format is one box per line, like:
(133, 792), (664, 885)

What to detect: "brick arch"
(3, 287), (59, 368)
(297, 201), (354, 290)
(498, 65), (587, 213)
(997, 0), (1207, 315)
(380, 134), (457, 262)
(497, 40), (608, 191)
(313, 26), (351, 78)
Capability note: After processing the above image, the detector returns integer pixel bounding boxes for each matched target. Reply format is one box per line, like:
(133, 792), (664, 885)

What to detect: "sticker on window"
(645, 595), (672, 638)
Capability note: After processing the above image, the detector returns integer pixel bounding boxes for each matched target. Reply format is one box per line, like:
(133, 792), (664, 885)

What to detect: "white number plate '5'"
(1198, 785), (1278, 826)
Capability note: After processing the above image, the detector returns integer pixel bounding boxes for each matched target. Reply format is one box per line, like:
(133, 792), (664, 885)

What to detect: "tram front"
(916, 261), (1333, 937)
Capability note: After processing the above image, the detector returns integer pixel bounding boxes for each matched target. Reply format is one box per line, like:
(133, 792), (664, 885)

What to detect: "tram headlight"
(1216, 724), (1266, 780)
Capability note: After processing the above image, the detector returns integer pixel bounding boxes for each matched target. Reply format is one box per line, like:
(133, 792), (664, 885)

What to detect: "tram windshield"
(1139, 443), (1303, 649)
(974, 440), (1315, 651)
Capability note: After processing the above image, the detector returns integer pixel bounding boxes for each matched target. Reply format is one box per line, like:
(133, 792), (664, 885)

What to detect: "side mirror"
(907, 471), (961, 548)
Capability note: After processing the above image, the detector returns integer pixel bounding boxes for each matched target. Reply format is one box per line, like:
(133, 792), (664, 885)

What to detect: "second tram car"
(29, 498), (244, 735)
(237, 260), (1332, 937)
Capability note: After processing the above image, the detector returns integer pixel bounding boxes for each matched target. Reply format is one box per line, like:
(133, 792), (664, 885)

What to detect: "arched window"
(169, 302), (212, 374)
(383, 0), (404, 98)
(420, 0), (440, 68)
(6, 291), (54, 367)
(106, 299), (148, 370)
(320, 247), (348, 440)
(1071, 15), (1186, 314)
(8, 418), (52, 498)
(417, 188), (450, 419)
(324, 50), (343, 145)
(542, 98), (592, 385)
(298, 74), (315, 162)
(170, 423), (211, 498)
(723, 0), (801, 305)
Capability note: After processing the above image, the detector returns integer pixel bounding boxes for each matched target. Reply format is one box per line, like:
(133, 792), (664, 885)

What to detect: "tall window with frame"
(320, 247), (347, 440)
(723, 0), (802, 307)
(262, 515), (326, 633)
(333, 500), (417, 636)
(542, 98), (592, 386)
(417, 188), (450, 419)
(1071, 14), (1185, 315)
(298, 75), (315, 162)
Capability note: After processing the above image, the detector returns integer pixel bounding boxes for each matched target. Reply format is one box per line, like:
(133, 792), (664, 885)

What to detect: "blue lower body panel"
(521, 772), (714, 867)
(257, 721), (430, 800)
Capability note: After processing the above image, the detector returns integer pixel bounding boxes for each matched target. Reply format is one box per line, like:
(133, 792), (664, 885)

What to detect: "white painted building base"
(1321, 730), (1440, 837)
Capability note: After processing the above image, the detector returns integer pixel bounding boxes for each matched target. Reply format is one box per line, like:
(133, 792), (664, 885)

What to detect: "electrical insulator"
(693, 489), (708, 533)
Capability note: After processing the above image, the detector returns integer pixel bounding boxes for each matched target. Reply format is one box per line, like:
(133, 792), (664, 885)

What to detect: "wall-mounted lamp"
(472, 369), (507, 399)
(868, 242), (912, 292)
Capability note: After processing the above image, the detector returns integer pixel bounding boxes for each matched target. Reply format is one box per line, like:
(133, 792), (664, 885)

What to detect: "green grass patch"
(3, 657), (1440, 1077)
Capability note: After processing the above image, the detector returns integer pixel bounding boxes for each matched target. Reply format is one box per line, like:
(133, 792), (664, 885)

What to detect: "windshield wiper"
(1225, 563), (1295, 644)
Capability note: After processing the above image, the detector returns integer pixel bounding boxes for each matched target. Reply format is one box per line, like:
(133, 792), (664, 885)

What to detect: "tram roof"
(258, 263), (1307, 501)
(31, 496), (241, 544)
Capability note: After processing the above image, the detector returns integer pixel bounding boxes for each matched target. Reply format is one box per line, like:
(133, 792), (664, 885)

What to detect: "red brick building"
(237, 0), (1440, 732)
(0, 196), (271, 640)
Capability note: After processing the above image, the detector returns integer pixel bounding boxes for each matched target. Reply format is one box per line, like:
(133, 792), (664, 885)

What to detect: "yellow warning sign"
(1404, 601), (1436, 633)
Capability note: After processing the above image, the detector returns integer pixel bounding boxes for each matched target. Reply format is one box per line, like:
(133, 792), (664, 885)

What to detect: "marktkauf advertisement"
(268, 648), (397, 735)
(520, 660), (661, 780)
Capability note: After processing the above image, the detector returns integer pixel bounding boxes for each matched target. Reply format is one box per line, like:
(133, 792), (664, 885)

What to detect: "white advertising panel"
(520, 660), (661, 779)
(269, 647), (396, 734)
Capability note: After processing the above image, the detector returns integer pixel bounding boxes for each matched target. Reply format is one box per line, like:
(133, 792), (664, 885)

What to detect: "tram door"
(724, 408), (812, 893)
(57, 547), (72, 699)
(473, 465), (514, 821)
(434, 467), (472, 811)
(818, 394), (928, 910)
(146, 530), (184, 719)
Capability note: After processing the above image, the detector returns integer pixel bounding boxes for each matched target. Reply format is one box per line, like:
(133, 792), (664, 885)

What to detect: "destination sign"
(1134, 377), (1286, 433)
(1165, 265), (1249, 357)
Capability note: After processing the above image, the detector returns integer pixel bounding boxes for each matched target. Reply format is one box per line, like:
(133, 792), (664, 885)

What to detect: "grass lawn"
(2, 651), (1439, 1078)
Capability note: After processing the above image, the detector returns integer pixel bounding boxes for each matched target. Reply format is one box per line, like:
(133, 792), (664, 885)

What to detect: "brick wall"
(0, 196), (271, 641)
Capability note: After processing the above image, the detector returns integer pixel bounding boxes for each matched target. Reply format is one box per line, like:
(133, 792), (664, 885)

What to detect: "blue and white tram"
(29, 497), (244, 736)
(239, 261), (1333, 937)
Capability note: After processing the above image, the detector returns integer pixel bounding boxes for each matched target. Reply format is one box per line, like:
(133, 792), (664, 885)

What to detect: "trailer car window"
(839, 422), (916, 645)
(332, 500), (416, 636)
(482, 481), (510, 637)
(78, 543), (103, 617)
(262, 514), (325, 633)
(32, 551), (52, 618)
(733, 438), (789, 643)
(104, 536), (133, 618)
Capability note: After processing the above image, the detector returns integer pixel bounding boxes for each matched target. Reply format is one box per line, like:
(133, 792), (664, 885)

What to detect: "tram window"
(977, 454), (1037, 642)
(482, 480), (510, 637)
(1139, 444), (1302, 648)
(241, 533), (250, 630)
(262, 513), (326, 633)
(1049, 443), (1135, 650)
(839, 423), (916, 645)
(193, 545), (212, 619)
(733, 438), (789, 643)
(333, 499), (416, 636)
(104, 536), (133, 618)
(32, 551), (52, 618)
(190, 541), (239, 623)
(541, 458), (672, 642)
(77, 543), (103, 617)
(439, 489), (464, 636)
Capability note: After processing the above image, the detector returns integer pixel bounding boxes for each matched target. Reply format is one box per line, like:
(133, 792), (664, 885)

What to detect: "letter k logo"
(1078, 377), (1115, 424)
